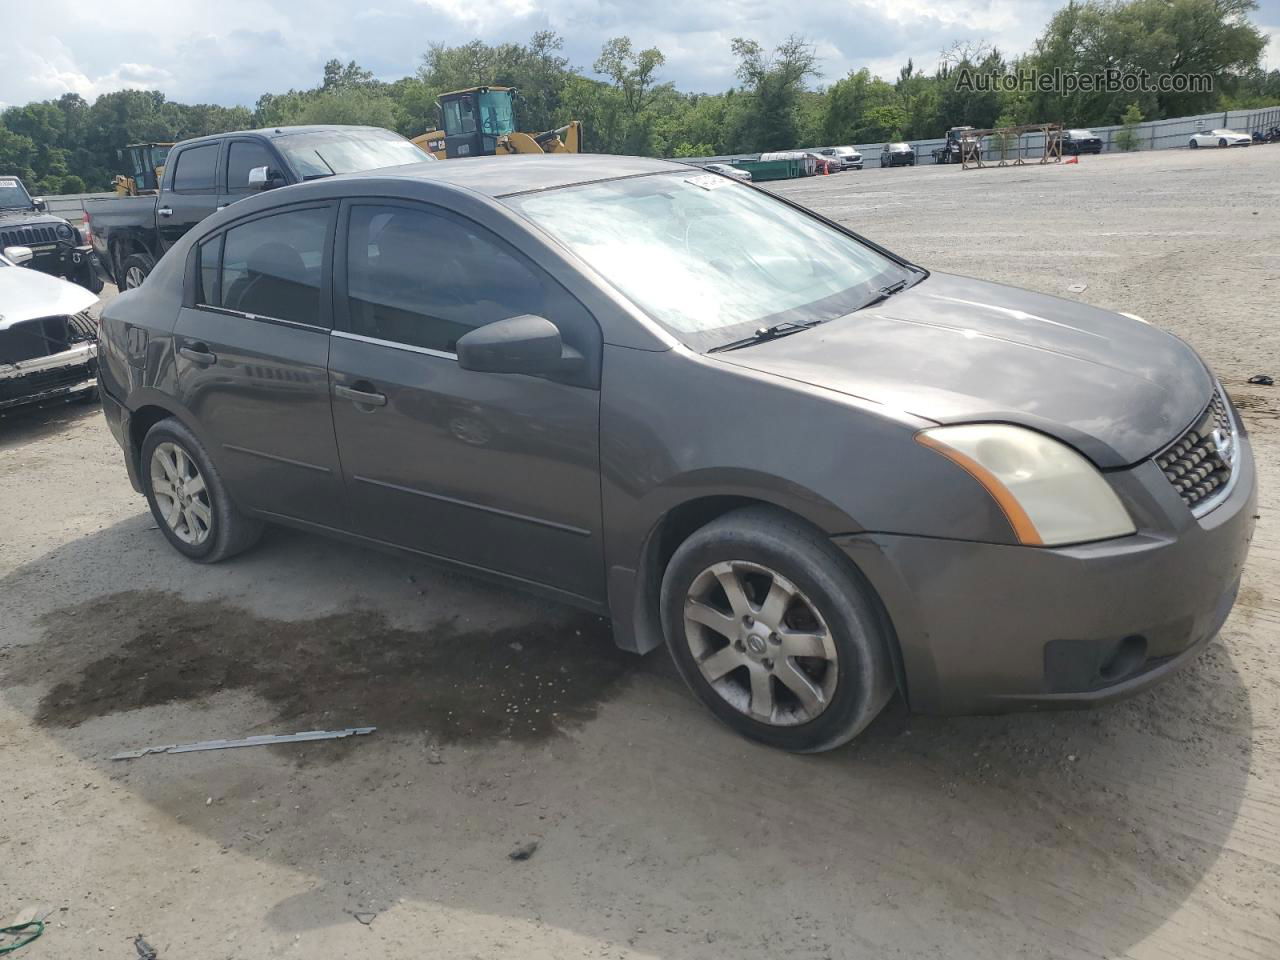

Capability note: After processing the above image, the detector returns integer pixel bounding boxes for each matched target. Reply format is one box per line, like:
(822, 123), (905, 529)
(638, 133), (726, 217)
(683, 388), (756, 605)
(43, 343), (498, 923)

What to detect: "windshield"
(0, 177), (33, 210)
(477, 91), (515, 135)
(508, 172), (910, 351)
(273, 129), (428, 179)
(1068, 130), (1093, 138)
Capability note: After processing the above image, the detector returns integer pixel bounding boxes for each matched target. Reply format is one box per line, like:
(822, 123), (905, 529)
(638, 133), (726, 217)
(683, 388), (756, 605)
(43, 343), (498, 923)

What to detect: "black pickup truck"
(87, 125), (430, 289)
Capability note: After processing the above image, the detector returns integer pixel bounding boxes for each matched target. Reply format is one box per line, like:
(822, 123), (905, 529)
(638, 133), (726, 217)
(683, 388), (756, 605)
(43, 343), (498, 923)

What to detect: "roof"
(173, 125), (398, 149)
(330, 153), (690, 199)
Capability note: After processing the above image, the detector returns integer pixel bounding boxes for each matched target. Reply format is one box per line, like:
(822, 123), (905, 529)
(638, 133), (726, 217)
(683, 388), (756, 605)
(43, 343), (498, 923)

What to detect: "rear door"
(159, 142), (222, 251)
(326, 199), (605, 602)
(173, 202), (345, 525)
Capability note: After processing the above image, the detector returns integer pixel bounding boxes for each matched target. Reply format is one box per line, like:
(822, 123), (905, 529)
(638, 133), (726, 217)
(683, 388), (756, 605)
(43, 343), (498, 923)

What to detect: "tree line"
(3, 0), (1276, 194)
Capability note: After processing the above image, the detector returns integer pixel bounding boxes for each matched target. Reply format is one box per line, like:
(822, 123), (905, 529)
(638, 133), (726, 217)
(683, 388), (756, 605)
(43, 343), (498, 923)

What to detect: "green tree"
(731, 35), (820, 151)
(1115, 101), (1144, 150)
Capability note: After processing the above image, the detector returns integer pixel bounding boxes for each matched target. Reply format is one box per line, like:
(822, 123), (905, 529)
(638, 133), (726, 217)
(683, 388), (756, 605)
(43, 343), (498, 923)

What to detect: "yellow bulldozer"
(412, 86), (581, 159)
(113, 142), (175, 196)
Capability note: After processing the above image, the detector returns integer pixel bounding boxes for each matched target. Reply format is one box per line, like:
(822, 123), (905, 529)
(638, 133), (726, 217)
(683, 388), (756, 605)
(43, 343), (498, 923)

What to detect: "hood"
(716, 272), (1213, 467)
(0, 208), (63, 228)
(0, 264), (98, 328)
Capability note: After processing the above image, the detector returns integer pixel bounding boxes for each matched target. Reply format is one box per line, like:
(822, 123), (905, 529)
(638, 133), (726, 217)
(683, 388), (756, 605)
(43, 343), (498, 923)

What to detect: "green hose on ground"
(0, 920), (43, 955)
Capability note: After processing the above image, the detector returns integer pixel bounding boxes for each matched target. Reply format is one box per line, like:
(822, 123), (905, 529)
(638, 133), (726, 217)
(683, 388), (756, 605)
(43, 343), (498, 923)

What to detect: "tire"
(1219, 138), (1228, 148)
(140, 418), (264, 563)
(120, 252), (155, 290)
(660, 506), (895, 753)
(79, 270), (105, 295)
(1189, 139), (1198, 149)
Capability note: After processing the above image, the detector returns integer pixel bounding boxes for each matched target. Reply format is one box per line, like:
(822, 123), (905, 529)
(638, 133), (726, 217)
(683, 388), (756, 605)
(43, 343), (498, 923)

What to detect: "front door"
(327, 200), (605, 603)
(159, 141), (222, 251)
(173, 202), (345, 525)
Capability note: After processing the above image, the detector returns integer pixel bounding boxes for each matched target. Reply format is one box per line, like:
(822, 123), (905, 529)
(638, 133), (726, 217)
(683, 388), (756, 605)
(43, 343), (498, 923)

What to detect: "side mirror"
(247, 166), (283, 190)
(32, 197), (47, 212)
(456, 314), (576, 376)
(3, 245), (34, 266)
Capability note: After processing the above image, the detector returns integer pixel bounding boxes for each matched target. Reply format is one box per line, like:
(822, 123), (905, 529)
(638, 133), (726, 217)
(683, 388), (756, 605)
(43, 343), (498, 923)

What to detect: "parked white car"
(0, 246), (100, 411)
(1188, 129), (1251, 148)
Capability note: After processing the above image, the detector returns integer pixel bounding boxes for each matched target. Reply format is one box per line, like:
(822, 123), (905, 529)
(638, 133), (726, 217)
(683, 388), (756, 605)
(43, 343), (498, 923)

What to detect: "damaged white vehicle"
(0, 245), (100, 412)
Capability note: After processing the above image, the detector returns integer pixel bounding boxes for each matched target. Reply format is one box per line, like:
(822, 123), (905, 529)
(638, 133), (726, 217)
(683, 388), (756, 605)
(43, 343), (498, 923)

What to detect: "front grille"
(1155, 391), (1235, 512)
(0, 311), (97, 365)
(0, 225), (59, 248)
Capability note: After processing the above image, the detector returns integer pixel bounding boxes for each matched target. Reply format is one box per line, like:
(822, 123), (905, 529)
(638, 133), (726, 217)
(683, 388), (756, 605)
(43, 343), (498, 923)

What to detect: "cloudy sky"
(2, 0), (1278, 109)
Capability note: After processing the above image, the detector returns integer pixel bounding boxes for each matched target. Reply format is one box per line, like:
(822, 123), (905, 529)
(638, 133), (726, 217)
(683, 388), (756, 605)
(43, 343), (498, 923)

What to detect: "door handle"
(334, 383), (387, 407)
(178, 344), (217, 365)
(158, 206), (173, 217)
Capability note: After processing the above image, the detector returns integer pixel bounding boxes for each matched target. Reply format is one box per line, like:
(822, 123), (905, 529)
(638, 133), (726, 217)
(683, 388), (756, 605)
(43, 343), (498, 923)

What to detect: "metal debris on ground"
(1067, 282), (1088, 293)
(110, 727), (376, 760)
(1248, 374), (1273, 386)
(133, 934), (158, 959)
(509, 840), (540, 861)
(353, 913), (377, 926)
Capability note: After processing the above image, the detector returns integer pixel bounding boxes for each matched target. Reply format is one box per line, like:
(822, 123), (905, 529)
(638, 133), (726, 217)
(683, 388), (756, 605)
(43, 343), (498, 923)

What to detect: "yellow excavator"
(412, 86), (581, 159)
(113, 142), (175, 196)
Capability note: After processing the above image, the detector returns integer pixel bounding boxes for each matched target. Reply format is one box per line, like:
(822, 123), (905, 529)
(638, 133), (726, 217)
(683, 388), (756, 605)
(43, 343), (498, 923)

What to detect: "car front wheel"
(141, 418), (263, 562)
(660, 506), (894, 752)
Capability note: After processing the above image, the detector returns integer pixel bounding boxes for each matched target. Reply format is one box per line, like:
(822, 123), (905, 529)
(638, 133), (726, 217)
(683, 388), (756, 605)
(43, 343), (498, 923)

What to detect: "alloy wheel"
(683, 561), (839, 725)
(150, 441), (213, 545)
(125, 266), (146, 289)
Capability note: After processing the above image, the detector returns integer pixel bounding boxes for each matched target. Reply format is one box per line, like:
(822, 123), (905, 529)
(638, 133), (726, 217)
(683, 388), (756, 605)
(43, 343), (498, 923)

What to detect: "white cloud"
(1, 0), (1277, 110)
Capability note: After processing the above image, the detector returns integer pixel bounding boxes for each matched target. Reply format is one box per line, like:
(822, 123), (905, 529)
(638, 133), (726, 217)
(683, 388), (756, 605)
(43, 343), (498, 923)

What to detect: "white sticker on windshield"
(685, 173), (731, 191)
(0, 178), (18, 189)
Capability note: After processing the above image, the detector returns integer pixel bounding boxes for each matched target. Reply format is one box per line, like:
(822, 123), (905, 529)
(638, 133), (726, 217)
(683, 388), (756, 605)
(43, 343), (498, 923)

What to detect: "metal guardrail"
(42, 193), (114, 228)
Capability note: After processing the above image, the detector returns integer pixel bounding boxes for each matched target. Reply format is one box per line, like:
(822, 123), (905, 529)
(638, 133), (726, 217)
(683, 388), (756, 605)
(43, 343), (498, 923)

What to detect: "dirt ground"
(2, 147), (1277, 960)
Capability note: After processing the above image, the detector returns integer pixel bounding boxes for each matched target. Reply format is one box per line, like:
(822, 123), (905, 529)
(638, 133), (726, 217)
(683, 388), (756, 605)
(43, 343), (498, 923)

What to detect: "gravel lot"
(2, 147), (1277, 959)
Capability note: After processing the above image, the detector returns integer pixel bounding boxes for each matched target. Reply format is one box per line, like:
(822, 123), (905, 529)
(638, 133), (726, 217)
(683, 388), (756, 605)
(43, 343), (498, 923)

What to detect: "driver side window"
(342, 203), (595, 356)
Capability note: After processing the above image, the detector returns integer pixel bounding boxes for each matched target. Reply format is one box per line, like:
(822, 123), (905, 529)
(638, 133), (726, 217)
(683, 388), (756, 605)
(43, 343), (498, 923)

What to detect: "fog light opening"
(1099, 635), (1147, 683)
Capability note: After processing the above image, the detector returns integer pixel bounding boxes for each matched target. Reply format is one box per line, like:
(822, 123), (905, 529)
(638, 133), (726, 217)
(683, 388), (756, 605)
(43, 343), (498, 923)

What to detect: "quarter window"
(225, 141), (276, 193)
(218, 206), (330, 326)
(171, 144), (218, 192)
(343, 203), (591, 355)
(197, 234), (222, 306)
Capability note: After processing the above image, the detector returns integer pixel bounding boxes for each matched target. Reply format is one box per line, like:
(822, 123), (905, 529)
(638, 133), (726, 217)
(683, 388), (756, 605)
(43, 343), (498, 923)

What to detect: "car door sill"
(252, 509), (609, 615)
(352, 474), (592, 537)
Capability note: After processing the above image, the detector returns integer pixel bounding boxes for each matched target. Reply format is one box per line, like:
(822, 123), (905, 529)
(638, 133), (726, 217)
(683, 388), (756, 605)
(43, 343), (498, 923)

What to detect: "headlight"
(916, 424), (1136, 546)
(57, 222), (74, 240)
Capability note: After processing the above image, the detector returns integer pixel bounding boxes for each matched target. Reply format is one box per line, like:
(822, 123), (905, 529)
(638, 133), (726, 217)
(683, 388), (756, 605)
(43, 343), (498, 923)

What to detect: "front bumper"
(836, 431), (1257, 715)
(28, 241), (101, 288)
(0, 342), (98, 410)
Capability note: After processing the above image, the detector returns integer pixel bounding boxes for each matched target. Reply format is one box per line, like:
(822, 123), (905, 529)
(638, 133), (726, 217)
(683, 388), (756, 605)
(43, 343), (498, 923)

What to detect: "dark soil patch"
(9, 590), (629, 744)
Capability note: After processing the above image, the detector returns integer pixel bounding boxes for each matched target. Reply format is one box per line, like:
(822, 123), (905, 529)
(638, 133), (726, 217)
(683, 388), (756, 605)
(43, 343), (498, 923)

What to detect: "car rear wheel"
(121, 252), (155, 290)
(1189, 139), (1198, 149)
(660, 506), (894, 753)
(141, 418), (263, 563)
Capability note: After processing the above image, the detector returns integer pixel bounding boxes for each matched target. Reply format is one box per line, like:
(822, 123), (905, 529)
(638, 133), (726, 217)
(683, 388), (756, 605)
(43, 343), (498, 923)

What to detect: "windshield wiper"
(857, 279), (909, 311)
(708, 319), (825, 353)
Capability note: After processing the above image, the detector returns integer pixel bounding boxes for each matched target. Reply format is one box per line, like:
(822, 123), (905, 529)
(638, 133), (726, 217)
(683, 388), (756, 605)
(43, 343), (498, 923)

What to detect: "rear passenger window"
(219, 206), (330, 326)
(172, 144), (218, 192)
(343, 203), (594, 355)
(197, 234), (222, 306)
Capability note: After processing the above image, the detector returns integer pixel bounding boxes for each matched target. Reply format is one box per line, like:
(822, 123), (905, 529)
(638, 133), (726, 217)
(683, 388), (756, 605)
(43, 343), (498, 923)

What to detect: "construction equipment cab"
(415, 87), (582, 158)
